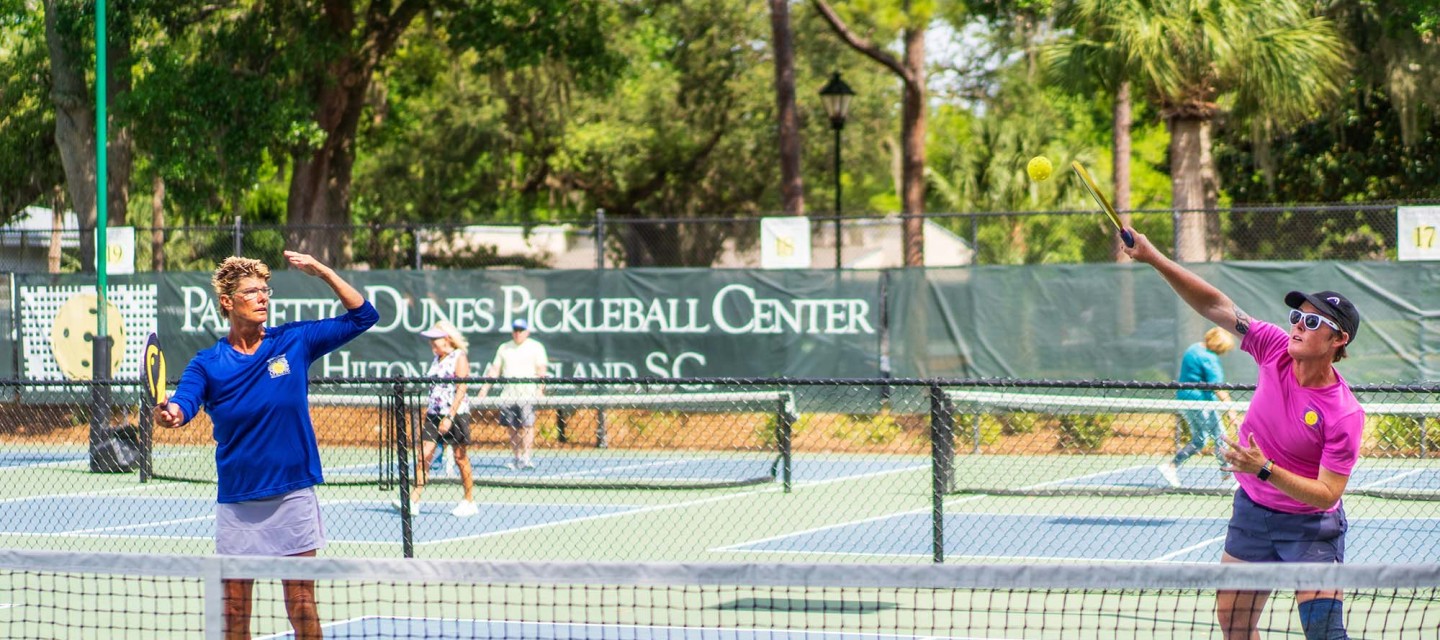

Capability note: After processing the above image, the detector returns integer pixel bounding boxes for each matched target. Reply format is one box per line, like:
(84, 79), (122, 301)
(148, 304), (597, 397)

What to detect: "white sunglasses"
(1288, 309), (1340, 332)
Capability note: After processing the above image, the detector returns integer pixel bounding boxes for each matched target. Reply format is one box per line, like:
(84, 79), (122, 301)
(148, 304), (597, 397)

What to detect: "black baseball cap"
(1284, 290), (1360, 345)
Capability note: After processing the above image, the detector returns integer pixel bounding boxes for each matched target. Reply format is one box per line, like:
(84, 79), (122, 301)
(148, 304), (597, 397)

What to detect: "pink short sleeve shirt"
(1235, 320), (1365, 514)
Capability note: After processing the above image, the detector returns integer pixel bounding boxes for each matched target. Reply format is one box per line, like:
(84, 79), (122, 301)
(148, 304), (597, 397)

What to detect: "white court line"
(1152, 535), (1228, 562)
(712, 466), (1225, 558)
(1356, 467), (1429, 489)
(422, 464), (930, 547)
(259, 615), (995, 640)
(60, 514), (215, 536)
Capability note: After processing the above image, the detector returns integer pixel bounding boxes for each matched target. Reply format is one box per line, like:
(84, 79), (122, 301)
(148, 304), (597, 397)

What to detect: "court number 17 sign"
(1398, 207), (1440, 261)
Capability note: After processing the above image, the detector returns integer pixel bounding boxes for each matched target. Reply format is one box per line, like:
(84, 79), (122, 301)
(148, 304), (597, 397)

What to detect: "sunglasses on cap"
(1288, 309), (1340, 333)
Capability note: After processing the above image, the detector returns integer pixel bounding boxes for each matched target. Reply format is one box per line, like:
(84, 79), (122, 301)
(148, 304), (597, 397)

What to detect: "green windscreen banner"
(11, 262), (1439, 385)
(889, 262), (1440, 384)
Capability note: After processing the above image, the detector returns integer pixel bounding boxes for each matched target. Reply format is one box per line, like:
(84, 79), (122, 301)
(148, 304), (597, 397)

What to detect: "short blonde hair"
(427, 319), (469, 352)
(1204, 327), (1235, 354)
(212, 257), (271, 319)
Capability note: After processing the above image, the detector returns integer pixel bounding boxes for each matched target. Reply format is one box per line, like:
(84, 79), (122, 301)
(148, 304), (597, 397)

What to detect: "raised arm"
(284, 250), (364, 310)
(1123, 230), (1252, 337)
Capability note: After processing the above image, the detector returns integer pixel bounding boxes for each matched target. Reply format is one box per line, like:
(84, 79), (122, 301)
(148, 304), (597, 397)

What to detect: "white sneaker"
(451, 500), (478, 518)
(1157, 462), (1180, 488)
(503, 461), (520, 471)
(519, 459), (536, 470)
(391, 499), (419, 515)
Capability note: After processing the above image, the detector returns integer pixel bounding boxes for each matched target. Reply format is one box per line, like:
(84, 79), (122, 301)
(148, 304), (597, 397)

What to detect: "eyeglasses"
(1289, 309), (1340, 332)
(232, 287), (273, 301)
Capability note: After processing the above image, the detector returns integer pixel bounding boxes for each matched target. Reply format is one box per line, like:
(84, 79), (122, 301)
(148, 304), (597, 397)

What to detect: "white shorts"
(215, 486), (326, 556)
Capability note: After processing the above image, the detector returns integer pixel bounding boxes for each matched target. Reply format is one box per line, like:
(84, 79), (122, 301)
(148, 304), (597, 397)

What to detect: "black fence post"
(393, 380), (414, 558)
(139, 389), (153, 482)
(777, 393), (794, 494)
(595, 209), (606, 270)
(929, 382), (954, 564)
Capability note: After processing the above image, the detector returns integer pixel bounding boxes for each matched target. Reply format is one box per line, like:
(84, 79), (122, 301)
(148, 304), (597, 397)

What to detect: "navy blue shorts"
(1225, 489), (1346, 563)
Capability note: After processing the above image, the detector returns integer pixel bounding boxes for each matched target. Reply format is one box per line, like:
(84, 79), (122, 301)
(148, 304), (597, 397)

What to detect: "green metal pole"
(90, 0), (113, 472)
(96, 0), (108, 310)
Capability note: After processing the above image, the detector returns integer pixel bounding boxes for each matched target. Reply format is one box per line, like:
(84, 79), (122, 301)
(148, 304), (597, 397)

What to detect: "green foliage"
(1055, 413), (1113, 451)
(1373, 415), (1438, 455)
(625, 410), (683, 438)
(0, 6), (60, 220)
(955, 413), (1004, 447)
(828, 412), (903, 446)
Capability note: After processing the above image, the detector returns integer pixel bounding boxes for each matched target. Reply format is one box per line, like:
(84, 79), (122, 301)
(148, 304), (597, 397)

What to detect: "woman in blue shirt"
(155, 250), (378, 640)
(1157, 326), (1239, 487)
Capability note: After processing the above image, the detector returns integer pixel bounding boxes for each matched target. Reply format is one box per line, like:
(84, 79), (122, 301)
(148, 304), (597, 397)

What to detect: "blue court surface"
(263, 618), (967, 640)
(725, 512), (1440, 564)
(0, 450), (88, 469)
(0, 496), (637, 544)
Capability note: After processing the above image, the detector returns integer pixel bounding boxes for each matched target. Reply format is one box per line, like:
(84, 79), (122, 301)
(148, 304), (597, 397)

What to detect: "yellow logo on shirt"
(267, 355), (291, 378)
(1304, 410), (1320, 427)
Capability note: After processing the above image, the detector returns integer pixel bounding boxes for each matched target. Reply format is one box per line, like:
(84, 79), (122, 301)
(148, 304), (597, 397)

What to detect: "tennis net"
(147, 382), (797, 492)
(940, 384), (1440, 500)
(3, 549), (1437, 639)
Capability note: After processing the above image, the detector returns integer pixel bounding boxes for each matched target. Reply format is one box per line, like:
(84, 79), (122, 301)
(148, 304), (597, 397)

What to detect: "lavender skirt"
(215, 486), (326, 556)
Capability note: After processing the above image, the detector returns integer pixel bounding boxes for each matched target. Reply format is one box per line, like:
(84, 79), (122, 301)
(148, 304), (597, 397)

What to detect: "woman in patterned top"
(406, 319), (476, 517)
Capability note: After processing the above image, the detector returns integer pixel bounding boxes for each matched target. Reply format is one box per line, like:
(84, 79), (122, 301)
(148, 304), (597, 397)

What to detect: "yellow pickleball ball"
(1027, 156), (1053, 182)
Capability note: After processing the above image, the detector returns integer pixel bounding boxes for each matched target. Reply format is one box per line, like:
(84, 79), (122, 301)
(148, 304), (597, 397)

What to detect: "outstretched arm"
(1123, 230), (1251, 337)
(285, 250), (364, 310)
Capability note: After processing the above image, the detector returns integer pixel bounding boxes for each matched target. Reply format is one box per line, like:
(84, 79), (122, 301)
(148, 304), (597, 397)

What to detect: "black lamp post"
(819, 71), (855, 270)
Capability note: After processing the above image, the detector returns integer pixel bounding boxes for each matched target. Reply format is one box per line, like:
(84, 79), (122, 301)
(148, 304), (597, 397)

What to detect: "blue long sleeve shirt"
(170, 301), (379, 503)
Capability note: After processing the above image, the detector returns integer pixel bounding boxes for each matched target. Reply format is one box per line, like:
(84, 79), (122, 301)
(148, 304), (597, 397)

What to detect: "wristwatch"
(1257, 460), (1274, 482)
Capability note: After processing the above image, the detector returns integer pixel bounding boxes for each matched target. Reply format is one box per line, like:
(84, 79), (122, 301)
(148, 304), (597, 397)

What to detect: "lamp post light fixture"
(819, 71), (855, 270)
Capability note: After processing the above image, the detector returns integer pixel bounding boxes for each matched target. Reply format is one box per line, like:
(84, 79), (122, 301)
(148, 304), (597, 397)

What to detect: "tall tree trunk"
(44, 0), (97, 272)
(285, 2), (424, 267)
(43, 1), (134, 273)
(1111, 81), (1133, 264)
(48, 186), (65, 273)
(1169, 116), (1209, 262)
(768, 0), (804, 216)
(151, 175), (164, 272)
(106, 32), (134, 238)
(899, 25), (926, 267)
(287, 70), (368, 267)
(1201, 122), (1223, 261)
(811, 0), (928, 266)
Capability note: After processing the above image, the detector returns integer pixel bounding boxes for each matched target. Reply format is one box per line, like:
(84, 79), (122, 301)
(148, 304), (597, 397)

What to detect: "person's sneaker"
(391, 499), (419, 515)
(451, 500), (478, 518)
(1157, 462), (1180, 488)
(519, 459), (536, 470)
(503, 460), (520, 471)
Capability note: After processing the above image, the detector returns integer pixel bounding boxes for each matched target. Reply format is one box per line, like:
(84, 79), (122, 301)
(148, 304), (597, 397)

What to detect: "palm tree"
(1051, 0), (1349, 262)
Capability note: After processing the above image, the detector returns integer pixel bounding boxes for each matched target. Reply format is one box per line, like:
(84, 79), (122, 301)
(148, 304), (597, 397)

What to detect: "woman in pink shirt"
(1126, 230), (1362, 640)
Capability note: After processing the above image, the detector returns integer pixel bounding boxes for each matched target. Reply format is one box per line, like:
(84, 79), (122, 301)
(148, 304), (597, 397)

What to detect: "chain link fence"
(1, 376), (1437, 563)
(2, 203), (1430, 273)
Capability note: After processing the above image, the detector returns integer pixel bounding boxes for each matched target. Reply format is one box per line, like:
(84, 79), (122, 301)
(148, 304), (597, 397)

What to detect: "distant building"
(418, 217), (974, 269)
(0, 207), (79, 274)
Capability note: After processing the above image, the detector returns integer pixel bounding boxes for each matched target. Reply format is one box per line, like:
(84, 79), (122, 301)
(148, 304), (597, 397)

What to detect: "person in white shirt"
(479, 319), (548, 469)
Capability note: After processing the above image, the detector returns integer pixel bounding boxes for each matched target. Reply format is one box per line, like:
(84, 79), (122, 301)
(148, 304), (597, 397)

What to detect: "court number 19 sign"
(1398, 207), (1440, 261)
